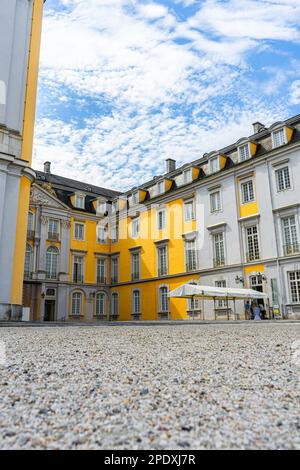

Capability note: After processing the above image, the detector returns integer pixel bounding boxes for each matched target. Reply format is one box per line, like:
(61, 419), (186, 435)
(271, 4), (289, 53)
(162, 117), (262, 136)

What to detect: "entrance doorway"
(44, 300), (56, 321)
(250, 274), (266, 319)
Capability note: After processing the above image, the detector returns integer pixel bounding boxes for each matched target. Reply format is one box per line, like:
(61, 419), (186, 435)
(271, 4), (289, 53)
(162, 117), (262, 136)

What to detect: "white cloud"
(289, 80), (300, 105)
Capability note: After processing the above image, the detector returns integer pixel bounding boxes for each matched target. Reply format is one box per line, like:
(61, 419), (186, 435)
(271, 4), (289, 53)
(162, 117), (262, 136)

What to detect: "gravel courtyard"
(0, 322), (299, 450)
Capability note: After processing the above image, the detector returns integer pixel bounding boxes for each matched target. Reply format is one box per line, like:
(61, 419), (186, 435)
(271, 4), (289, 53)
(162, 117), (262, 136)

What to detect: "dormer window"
(75, 194), (85, 209)
(157, 180), (165, 195)
(111, 200), (118, 214)
(210, 157), (219, 174)
(132, 191), (139, 205)
(272, 128), (286, 148)
(238, 143), (251, 162)
(183, 168), (192, 184)
(97, 199), (107, 215)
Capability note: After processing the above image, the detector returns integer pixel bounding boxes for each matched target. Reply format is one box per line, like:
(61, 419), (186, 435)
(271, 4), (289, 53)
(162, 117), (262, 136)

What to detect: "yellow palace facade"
(0, 0), (45, 320)
(24, 115), (300, 321)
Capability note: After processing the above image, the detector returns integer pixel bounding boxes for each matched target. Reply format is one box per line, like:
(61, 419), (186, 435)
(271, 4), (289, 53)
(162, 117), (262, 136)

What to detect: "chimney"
(252, 122), (265, 134)
(165, 158), (176, 173)
(44, 161), (51, 174)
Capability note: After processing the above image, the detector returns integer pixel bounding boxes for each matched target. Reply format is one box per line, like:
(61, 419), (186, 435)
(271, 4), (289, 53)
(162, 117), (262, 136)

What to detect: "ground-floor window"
(111, 292), (119, 316)
(95, 292), (106, 316)
(72, 292), (83, 316)
(289, 271), (300, 303)
(132, 289), (141, 315)
(158, 285), (169, 313)
(215, 280), (227, 307)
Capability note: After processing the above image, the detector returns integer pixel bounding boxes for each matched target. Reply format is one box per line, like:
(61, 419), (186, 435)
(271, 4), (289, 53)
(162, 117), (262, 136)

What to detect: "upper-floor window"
(132, 192), (139, 205)
(75, 194), (85, 209)
(97, 200), (107, 214)
(276, 166), (291, 192)
(288, 271), (300, 303)
(96, 258), (107, 284)
(238, 143), (251, 162)
(111, 225), (119, 243)
(183, 168), (192, 184)
(272, 128), (286, 148)
(73, 255), (84, 282)
(157, 181), (165, 195)
(210, 157), (219, 174)
(131, 251), (140, 281)
(74, 222), (85, 240)
(185, 239), (197, 272)
(245, 225), (260, 262)
(241, 180), (255, 204)
(157, 245), (168, 276)
(111, 200), (118, 214)
(111, 257), (119, 284)
(282, 216), (299, 255)
(132, 290), (141, 316)
(210, 191), (221, 213)
(212, 232), (225, 267)
(184, 199), (195, 222)
(97, 225), (107, 243)
(46, 246), (59, 280)
(157, 208), (166, 230)
(48, 218), (60, 241)
(27, 211), (34, 231)
(131, 218), (139, 238)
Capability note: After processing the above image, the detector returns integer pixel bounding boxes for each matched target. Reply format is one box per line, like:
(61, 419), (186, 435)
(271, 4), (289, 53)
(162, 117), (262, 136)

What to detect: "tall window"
(210, 191), (221, 213)
(282, 216), (299, 255)
(131, 251), (140, 281)
(132, 192), (139, 205)
(131, 218), (139, 238)
(157, 209), (166, 230)
(183, 168), (192, 184)
(288, 272), (300, 303)
(215, 280), (227, 307)
(75, 195), (85, 209)
(111, 257), (119, 283)
(111, 225), (119, 243)
(97, 200), (107, 214)
(213, 233), (225, 267)
(72, 292), (82, 316)
(238, 143), (250, 162)
(185, 239), (197, 271)
(210, 157), (219, 173)
(272, 128), (286, 148)
(96, 258), (106, 283)
(73, 255), (84, 282)
(184, 200), (195, 222)
(97, 225), (107, 243)
(48, 219), (59, 240)
(276, 166), (291, 191)
(111, 292), (119, 317)
(132, 290), (141, 316)
(246, 225), (260, 261)
(187, 297), (200, 312)
(241, 180), (255, 204)
(46, 247), (59, 280)
(24, 244), (32, 279)
(157, 245), (168, 276)
(95, 292), (106, 316)
(74, 222), (85, 240)
(158, 286), (169, 313)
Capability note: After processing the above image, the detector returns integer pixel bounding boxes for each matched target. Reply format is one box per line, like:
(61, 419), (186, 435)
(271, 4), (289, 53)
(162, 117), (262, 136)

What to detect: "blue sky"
(34, 0), (300, 191)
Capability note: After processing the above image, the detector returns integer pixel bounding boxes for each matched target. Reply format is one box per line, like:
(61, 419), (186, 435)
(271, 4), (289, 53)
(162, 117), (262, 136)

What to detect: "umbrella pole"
(234, 298), (237, 321)
(227, 297), (229, 320)
(202, 296), (204, 321)
(214, 297), (216, 321)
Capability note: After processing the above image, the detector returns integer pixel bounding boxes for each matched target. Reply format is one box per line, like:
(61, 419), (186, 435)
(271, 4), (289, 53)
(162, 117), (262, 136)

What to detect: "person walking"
(245, 300), (251, 320)
(253, 303), (262, 321)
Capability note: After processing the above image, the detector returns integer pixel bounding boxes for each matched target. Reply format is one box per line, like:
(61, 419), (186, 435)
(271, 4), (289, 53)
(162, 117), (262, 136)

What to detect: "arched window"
(24, 244), (32, 279)
(72, 292), (83, 316)
(95, 292), (106, 317)
(158, 285), (169, 313)
(27, 211), (34, 231)
(46, 246), (59, 280)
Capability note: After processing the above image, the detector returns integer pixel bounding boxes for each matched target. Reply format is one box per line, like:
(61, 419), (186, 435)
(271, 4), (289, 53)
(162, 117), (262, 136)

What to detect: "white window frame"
(185, 238), (198, 272)
(131, 217), (140, 238)
(74, 222), (85, 240)
(72, 255), (85, 283)
(157, 208), (166, 230)
(275, 166), (291, 192)
(74, 194), (85, 209)
(95, 292), (106, 317)
(281, 215), (299, 255)
(96, 257), (107, 284)
(97, 224), (107, 244)
(215, 279), (227, 307)
(157, 180), (165, 195)
(131, 251), (140, 281)
(157, 244), (168, 276)
(238, 142), (251, 162)
(210, 157), (219, 174)
(272, 128), (287, 148)
(97, 199), (107, 214)
(27, 211), (34, 231)
(241, 179), (255, 204)
(46, 246), (59, 280)
(183, 168), (192, 184)
(111, 292), (119, 316)
(132, 191), (139, 205)
(48, 218), (60, 240)
(111, 256), (119, 283)
(71, 291), (83, 316)
(158, 285), (169, 314)
(210, 190), (221, 213)
(245, 224), (260, 262)
(212, 232), (225, 266)
(24, 243), (33, 278)
(288, 271), (300, 303)
(184, 199), (195, 222)
(132, 289), (141, 315)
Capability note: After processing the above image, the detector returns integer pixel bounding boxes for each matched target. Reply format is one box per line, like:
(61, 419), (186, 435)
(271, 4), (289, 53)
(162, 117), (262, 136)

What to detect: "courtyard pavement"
(0, 322), (299, 449)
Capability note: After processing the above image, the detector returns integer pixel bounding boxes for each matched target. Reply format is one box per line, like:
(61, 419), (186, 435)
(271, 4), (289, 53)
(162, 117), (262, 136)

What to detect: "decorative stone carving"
(40, 215), (48, 225)
(62, 220), (71, 229)
(41, 182), (57, 197)
(30, 188), (51, 206)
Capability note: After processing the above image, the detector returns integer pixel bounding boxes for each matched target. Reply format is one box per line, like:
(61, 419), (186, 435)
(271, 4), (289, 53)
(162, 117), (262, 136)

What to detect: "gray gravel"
(0, 323), (299, 450)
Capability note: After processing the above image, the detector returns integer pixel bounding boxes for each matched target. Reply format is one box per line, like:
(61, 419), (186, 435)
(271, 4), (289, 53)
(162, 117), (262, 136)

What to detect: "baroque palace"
(24, 114), (300, 321)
